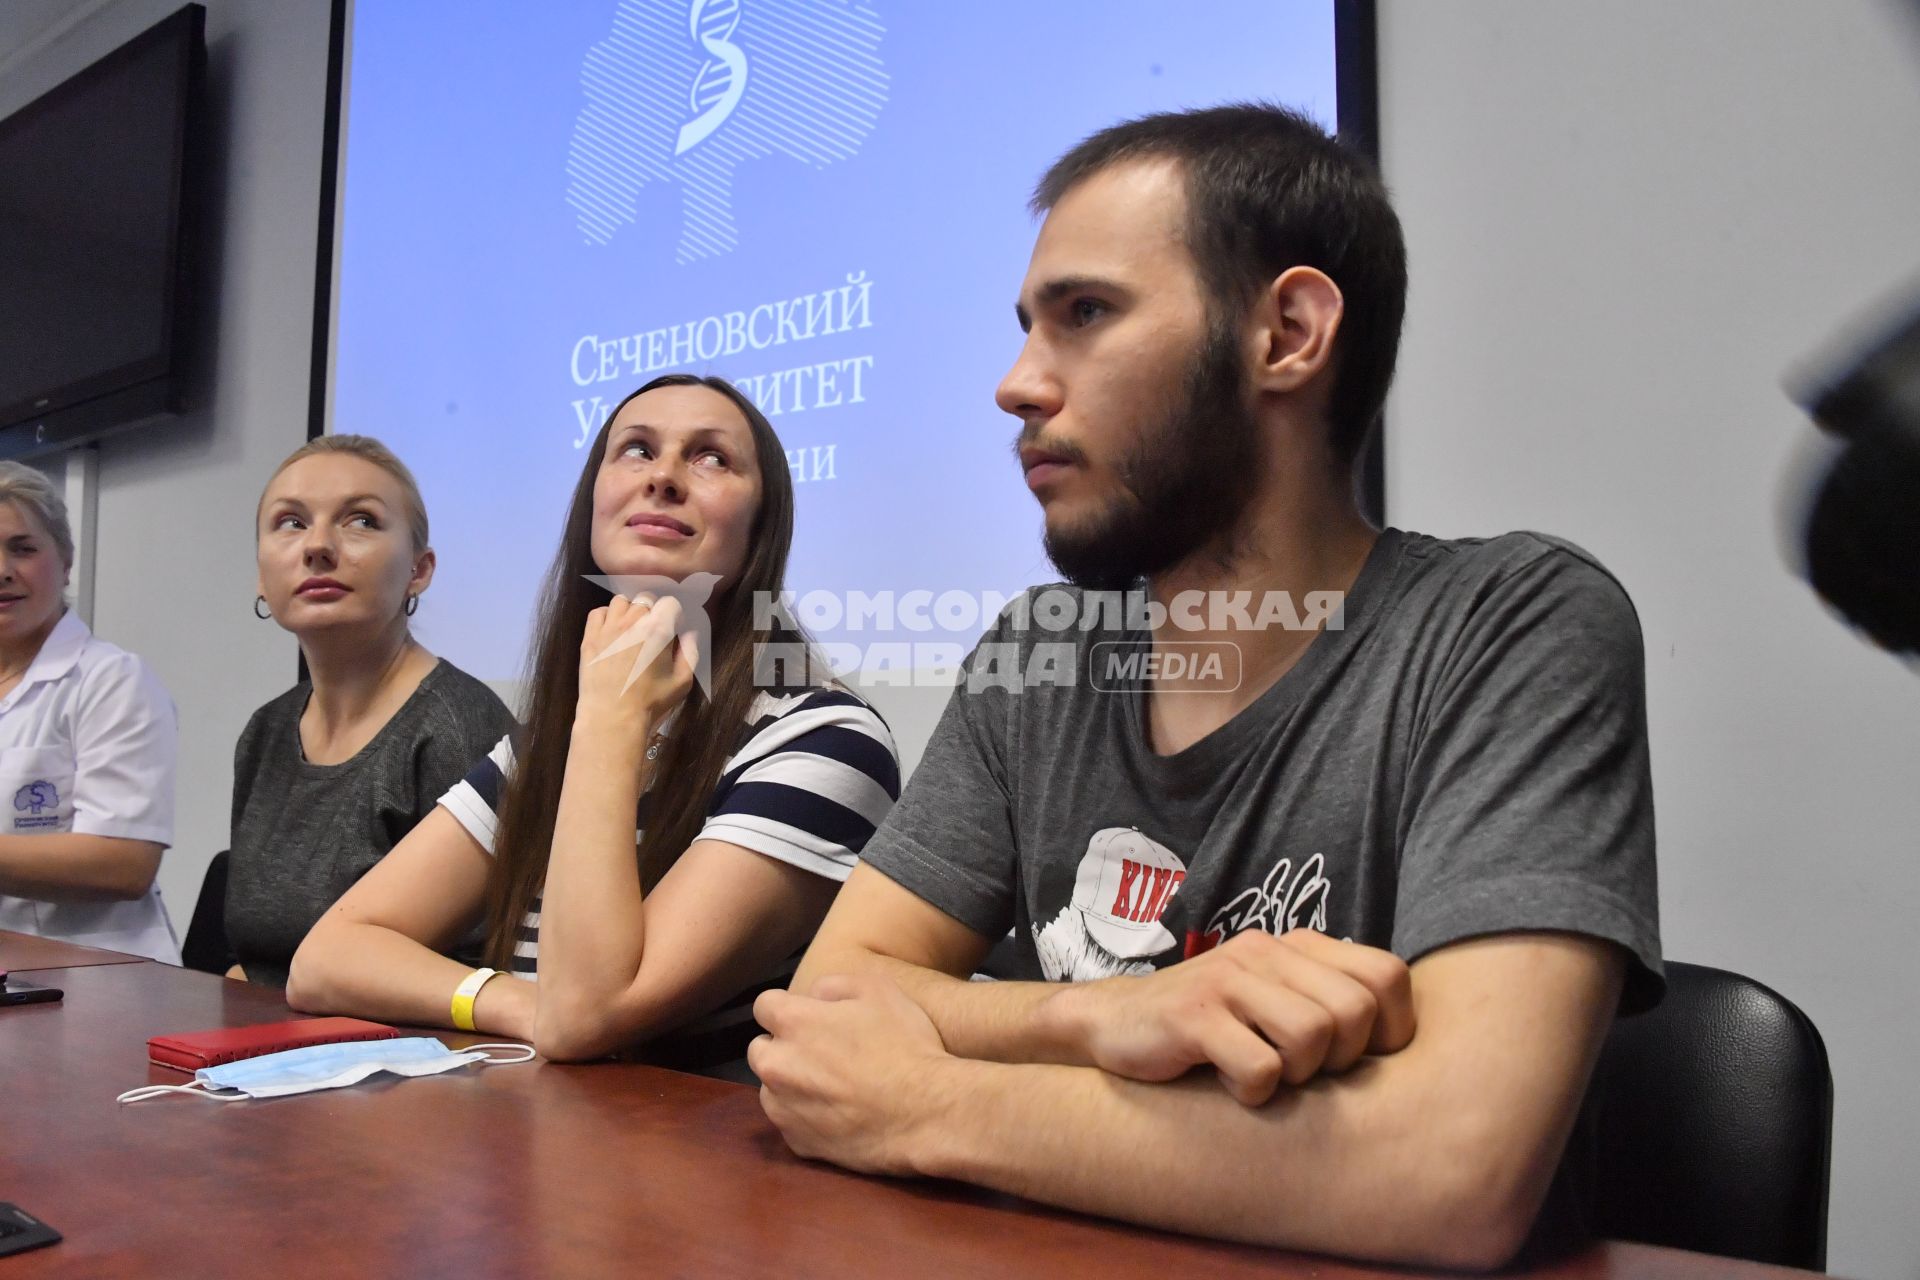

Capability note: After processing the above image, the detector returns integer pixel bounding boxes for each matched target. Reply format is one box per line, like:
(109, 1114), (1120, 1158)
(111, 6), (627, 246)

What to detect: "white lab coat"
(0, 609), (179, 962)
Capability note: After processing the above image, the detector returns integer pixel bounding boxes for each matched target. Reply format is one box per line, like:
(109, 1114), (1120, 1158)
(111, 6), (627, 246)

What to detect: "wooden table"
(0, 933), (147, 973)
(0, 951), (1817, 1278)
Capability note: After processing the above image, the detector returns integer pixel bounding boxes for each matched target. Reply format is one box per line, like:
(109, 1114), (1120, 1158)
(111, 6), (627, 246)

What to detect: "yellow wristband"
(450, 967), (499, 1032)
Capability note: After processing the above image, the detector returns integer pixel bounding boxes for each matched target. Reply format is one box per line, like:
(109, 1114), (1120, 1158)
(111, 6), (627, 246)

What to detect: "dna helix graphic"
(567, 0), (888, 259)
(675, 0), (748, 156)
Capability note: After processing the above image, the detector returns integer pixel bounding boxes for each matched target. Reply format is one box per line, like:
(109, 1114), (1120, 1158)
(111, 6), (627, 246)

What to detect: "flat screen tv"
(0, 4), (204, 458)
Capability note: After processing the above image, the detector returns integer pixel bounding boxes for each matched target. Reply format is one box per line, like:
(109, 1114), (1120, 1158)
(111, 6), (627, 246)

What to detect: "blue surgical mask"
(117, 1038), (534, 1103)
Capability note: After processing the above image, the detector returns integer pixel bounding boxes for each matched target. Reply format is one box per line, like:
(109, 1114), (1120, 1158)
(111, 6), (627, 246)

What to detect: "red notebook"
(148, 1017), (400, 1071)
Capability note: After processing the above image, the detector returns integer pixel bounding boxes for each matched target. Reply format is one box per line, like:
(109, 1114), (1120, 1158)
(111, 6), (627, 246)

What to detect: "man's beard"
(1039, 319), (1265, 591)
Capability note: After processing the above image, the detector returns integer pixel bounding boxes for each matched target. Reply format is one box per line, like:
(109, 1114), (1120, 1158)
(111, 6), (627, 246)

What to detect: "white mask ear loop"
(463, 1043), (536, 1065)
(116, 1080), (248, 1105)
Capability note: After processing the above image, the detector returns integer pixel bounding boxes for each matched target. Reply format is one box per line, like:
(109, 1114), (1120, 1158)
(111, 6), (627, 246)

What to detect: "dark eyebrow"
(610, 422), (752, 458)
(616, 422), (742, 441)
(608, 420), (662, 446)
(1035, 275), (1123, 305)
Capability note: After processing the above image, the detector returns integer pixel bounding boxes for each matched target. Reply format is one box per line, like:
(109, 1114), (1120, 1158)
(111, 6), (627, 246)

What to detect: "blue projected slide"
(331, 1), (1339, 682)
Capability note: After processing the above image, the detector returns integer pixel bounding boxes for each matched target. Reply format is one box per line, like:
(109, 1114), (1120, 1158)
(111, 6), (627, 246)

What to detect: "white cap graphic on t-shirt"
(1069, 827), (1188, 959)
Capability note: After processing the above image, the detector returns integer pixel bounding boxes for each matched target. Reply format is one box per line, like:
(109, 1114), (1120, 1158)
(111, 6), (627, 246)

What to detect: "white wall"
(1379, 2), (1920, 1275)
(0, 0), (328, 942)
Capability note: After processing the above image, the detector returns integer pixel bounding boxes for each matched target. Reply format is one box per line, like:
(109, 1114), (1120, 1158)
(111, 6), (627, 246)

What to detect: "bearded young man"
(749, 104), (1660, 1271)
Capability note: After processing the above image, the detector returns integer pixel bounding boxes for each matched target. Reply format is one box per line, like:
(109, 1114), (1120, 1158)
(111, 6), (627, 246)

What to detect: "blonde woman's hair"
(0, 461), (75, 569)
(260, 435), (429, 553)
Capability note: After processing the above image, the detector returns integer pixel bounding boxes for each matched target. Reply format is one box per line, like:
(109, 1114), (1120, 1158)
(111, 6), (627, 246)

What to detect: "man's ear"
(1246, 265), (1344, 395)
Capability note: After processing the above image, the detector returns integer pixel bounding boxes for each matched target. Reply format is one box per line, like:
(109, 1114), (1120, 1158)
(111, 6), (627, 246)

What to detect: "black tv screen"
(0, 4), (202, 454)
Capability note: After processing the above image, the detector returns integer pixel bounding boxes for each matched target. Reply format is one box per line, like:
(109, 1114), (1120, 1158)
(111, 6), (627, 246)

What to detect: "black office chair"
(179, 850), (234, 975)
(1587, 960), (1833, 1271)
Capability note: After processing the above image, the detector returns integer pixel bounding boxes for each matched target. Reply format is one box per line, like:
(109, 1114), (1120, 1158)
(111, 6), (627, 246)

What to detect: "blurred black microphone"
(1791, 299), (1920, 657)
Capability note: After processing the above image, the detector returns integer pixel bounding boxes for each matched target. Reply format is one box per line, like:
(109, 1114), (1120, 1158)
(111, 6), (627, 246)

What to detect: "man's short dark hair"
(1034, 102), (1408, 467)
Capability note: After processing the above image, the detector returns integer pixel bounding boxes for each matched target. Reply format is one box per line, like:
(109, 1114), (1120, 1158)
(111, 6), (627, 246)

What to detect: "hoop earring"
(253, 596), (271, 620)
(404, 595), (419, 617)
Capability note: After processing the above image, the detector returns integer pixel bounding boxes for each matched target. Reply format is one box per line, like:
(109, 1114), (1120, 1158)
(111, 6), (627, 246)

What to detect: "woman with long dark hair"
(287, 375), (899, 1065)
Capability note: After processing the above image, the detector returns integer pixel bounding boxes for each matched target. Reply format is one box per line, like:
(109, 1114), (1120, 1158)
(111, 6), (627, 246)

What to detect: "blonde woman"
(0, 461), (179, 961)
(224, 436), (513, 985)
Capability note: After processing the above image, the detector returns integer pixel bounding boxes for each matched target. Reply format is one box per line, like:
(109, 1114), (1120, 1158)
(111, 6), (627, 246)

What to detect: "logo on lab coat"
(13, 779), (61, 828)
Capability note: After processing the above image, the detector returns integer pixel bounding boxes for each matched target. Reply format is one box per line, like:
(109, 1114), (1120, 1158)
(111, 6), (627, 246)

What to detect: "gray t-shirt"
(862, 528), (1662, 1007)
(225, 660), (515, 987)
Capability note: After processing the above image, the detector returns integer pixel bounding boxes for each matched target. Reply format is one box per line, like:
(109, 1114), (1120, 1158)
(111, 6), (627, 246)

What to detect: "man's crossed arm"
(751, 863), (1624, 1272)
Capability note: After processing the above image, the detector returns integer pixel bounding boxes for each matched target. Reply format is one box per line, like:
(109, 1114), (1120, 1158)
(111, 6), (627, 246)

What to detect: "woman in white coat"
(0, 461), (178, 962)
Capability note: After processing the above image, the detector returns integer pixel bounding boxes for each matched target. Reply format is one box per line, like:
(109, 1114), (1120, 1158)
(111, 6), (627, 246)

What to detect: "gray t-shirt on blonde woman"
(225, 660), (515, 987)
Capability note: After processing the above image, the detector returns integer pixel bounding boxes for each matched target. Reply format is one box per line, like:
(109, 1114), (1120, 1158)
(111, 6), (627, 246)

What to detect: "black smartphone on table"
(0, 970), (63, 1006)
(0, 1203), (61, 1256)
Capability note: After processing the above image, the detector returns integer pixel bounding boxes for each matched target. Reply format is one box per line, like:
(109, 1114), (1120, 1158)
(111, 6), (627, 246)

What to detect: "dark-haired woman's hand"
(573, 593), (696, 757)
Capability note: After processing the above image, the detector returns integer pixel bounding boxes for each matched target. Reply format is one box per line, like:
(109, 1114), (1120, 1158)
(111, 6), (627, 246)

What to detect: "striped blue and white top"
(439, 686), (901, 980)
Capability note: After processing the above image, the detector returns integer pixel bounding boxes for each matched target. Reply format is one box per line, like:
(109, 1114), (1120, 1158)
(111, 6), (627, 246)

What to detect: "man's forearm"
(770, 935), (1621, 1271)
(0, 833), (160, 902)
(906, 1050), (1530, 1271)
(804, 943), (1091, 1065)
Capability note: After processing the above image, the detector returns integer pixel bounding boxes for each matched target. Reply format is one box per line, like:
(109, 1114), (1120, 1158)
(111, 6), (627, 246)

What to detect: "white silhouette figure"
(586, 571), (723, 697)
